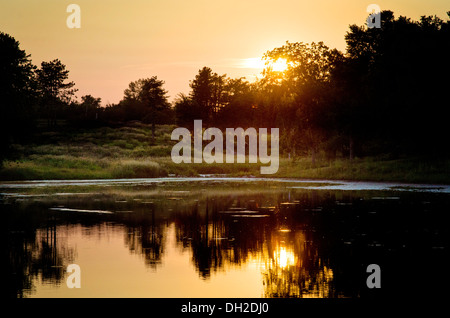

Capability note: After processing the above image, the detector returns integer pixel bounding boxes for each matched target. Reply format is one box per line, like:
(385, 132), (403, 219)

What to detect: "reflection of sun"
(274, 246), (295, 269)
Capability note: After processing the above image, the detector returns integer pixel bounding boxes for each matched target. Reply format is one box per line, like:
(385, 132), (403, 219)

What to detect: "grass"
(275, 156), (450, 184)
(1, 122), (449, 184)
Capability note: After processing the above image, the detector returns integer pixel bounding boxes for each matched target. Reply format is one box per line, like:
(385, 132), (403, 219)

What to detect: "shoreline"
(1, 176), (449, 194)
(1, 156), (449, 185)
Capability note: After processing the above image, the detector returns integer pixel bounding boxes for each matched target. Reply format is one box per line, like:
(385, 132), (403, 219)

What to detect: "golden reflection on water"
(25, 217), (334, 298)
(3, 189), (347, 298)
(259, 229), (334, 298)
(5, 187), (448, 300)
(28, 223), (268, 298)
(275, 245), (296, 269)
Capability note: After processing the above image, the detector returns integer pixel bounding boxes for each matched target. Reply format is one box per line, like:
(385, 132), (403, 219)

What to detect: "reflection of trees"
(4, 206), (75, 298)
(172, 194), (338, 297)
(173, 197), (272, 279)
(30, 221), (66, 284)
(3, 192), (346, 298)
(5, 197), (170, 297)
(5, 231), (35, 298)
(173, 199), (271, 279)
(123, 205), (165, 269)
(262, 230), (335, 297)
(261, 200), (336, 297)
(7, 189), (441, 299)
(174, 201), (230, 278)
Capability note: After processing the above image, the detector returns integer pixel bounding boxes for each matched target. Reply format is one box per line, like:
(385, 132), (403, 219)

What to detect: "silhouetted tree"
(174, 93), (202, 128)
(343, 10), (450, 157)
(121, 76), (170, 139)
(189, 67), (227, 124)
(0, 32), (37, 162)
(80, 94), (101, 120)
(36, 59), (77, 127)
(216, 77), (256, 128)
(262, 41), (344, 162)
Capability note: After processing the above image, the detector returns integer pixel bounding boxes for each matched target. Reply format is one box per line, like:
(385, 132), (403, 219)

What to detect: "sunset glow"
(271, 58), (289, 72)
(241, 57), (265, 69)
(2, 0), (447, 104)
(1, 0), (449, 307)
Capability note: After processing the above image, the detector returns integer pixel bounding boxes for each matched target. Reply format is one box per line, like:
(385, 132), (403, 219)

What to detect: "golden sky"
(1, 0), (448, 105)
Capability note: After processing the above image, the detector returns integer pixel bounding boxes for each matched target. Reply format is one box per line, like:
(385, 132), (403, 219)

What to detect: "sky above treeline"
(1, 0), (448, 105)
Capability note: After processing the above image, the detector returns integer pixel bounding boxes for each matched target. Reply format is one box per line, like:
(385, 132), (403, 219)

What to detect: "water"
(2, 178), (448, 300)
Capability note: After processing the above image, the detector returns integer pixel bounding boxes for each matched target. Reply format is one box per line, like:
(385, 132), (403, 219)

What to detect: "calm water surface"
(2, 178), (448, 299)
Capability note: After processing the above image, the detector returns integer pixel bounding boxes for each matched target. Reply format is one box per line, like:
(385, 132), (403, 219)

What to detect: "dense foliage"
(1, 10), (449, 163)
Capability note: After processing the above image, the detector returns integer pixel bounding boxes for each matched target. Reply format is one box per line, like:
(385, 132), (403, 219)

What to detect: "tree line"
(1, 10), (449, 162)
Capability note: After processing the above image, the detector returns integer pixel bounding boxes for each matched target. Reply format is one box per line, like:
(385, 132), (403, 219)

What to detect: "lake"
(2, 178), (448, 300)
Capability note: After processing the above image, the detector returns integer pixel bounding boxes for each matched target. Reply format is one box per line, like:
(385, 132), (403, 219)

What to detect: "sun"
(271, 58), (288, 72)
(241, 57), (289, 72)
(239, 57), (289, 79)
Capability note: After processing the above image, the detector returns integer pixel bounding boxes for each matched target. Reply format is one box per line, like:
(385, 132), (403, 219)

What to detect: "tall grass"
(2, 155), (448, 183)
(111, 160), (164, 178)
(1, 123), (449, 183)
